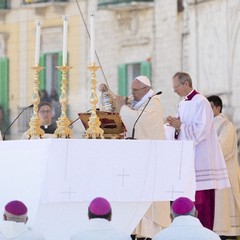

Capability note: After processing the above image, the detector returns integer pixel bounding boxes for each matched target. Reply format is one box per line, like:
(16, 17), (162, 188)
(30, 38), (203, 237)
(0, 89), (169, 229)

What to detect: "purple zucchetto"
(172, 197), (194, 215)
(89, 197), (111, 216)
(5, 200), (28, 216)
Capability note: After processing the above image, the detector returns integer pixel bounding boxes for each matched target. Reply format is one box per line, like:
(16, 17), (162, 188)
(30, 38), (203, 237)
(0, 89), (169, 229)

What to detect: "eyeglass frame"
(173, 83), (184, 90)
(131, 86), (147, 92)
(38, 110), (52, 114)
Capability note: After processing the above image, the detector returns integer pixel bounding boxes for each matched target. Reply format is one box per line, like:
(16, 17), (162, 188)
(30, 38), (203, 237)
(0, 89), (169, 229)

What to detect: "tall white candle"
(62, 16), (69, 66)
(90, 13), (95, 65)
(35, 20), (42, 65)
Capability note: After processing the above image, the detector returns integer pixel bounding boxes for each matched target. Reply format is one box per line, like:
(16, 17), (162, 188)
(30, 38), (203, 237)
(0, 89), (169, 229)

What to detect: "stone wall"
(1, 0), (240, 140)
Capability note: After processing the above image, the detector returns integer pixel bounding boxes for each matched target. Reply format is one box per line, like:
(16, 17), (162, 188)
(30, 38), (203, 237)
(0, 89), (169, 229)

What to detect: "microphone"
(3, 104), (34, 140)
(68, 117), (80, 127)
(129, 91), (162, 140)
(68, 108), (100, 127)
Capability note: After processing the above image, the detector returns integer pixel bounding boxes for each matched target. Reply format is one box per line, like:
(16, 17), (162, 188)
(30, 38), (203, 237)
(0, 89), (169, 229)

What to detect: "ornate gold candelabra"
(25, 65), (45, 139)
(85, 63), (104, 139)
(54, 65), (73, 138)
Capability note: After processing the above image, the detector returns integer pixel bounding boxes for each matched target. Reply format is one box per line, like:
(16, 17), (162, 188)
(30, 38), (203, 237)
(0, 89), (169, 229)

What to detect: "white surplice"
(165, 93), (230, 191)
(213, 113), (240, 236)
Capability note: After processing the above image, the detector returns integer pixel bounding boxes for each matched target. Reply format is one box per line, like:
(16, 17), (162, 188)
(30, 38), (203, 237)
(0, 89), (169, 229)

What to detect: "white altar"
(0, 139), (195, 240)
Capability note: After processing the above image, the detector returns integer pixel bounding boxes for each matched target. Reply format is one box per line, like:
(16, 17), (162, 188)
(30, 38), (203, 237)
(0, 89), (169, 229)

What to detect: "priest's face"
(38, 104), (53, 126)
(131, 79), (149, 101)
(172, 77), (187, 97)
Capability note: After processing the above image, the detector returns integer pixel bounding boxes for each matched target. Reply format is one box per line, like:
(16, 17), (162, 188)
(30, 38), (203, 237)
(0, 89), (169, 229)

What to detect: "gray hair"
(4, 211), (27, 223)
(171, 205), (196, 219)
(173, 72), (193, 88)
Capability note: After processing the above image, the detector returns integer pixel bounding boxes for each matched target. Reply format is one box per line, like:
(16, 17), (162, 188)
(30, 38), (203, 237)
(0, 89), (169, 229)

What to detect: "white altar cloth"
(0, 139), (195, 240)
(41, 139), (195, 202)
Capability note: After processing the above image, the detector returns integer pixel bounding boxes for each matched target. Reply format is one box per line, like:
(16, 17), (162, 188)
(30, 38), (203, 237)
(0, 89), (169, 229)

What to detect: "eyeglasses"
(131, 87), (147, 92)
(173, 84), (183, 90)
(39, 110), (52, 114)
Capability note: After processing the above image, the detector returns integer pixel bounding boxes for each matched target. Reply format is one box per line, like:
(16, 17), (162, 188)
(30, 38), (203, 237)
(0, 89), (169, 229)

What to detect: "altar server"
(207, 95), (240, 239)
(70, 197), (131, 240)
(165, 72), (230, 230)
(0, 200), (45, 239)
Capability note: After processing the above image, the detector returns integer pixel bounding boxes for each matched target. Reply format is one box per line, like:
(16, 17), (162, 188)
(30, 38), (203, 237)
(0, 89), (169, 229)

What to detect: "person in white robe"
(0, 200), (45, 240)
(99, 76), (170, 238)
(153, 197), (221, 240)
(99, 76), (164, 140)
(70, 197), (131, 240)
(207, 95), (240, 238)
(165, 72), (230, 230)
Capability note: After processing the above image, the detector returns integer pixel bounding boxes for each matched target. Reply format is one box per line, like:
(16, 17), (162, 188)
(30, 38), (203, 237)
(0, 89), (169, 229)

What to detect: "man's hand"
(166, 116), (181, 130)
(115, 96), (126, 113)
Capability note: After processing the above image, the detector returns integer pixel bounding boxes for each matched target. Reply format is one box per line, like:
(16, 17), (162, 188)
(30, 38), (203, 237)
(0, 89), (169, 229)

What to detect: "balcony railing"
(98, 0), (153, 7)
(23, 0), (68, 4)
(0, 0), (7, 9)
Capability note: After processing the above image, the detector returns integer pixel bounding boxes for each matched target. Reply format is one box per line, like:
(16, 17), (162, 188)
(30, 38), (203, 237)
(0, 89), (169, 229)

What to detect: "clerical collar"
(185, 89), (199, 101)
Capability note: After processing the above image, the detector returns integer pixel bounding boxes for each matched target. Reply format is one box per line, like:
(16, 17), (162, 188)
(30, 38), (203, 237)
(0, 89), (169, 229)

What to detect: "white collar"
(132, 89), (154, 110)
(0, 221), (28, 238)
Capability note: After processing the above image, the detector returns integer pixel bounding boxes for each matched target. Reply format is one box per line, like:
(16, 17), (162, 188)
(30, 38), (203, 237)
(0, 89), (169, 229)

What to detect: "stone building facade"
(0, 0), (240, 142)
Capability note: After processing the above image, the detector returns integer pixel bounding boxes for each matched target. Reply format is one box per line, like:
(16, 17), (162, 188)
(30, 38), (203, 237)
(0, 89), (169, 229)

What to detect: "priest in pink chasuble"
(165, 72), (230, 231)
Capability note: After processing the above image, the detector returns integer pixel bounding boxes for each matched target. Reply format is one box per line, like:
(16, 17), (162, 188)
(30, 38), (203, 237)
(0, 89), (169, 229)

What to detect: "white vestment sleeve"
(164, 124), (175, 140)
(120, 96), (164, 140)
(216, 118), (236, 161)
(178, 97), (213, 146)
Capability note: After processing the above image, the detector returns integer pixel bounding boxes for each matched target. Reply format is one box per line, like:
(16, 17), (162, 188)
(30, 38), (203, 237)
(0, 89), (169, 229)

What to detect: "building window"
(39, 52), (62, 122)
(39, 52), (62, 97)
(98, 0), (153, 7)
(23, 0), (69, 4)
(118, 61), (151, 96)
(0, 57), (9, 133)
(0, 0), (8, 9)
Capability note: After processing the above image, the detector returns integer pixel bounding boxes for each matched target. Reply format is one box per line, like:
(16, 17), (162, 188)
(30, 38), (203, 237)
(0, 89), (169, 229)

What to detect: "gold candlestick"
(25, 65), (45, 139)
(85, 63), (104, 139)
(54, 65), (73, 138)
